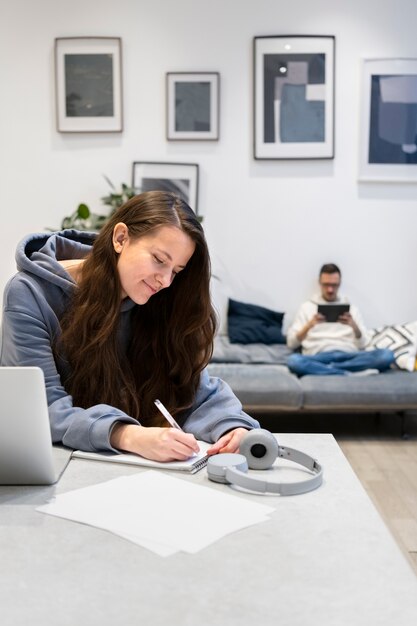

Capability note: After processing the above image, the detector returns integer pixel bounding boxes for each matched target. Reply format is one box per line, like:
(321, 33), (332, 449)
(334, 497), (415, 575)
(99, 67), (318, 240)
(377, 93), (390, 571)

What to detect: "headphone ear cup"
(239, 429), (279, 470)
(207, 453), (248, 484)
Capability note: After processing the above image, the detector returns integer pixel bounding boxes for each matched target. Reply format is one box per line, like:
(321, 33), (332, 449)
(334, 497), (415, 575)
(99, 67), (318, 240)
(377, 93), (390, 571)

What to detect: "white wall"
(1, 0), (417, 329)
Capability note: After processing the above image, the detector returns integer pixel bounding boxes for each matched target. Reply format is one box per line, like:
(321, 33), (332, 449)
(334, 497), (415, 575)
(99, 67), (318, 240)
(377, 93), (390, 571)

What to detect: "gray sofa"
(207, 336), (417, 435)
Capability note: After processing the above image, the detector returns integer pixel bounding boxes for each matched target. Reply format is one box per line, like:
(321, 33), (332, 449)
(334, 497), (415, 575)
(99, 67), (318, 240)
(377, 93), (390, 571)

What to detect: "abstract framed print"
(359, 58), (417, 182)
(254, 35), (335, 159)
(132, 161), (199, 214)
(166, 72), (220, 140)
(55, 37), (123, 132)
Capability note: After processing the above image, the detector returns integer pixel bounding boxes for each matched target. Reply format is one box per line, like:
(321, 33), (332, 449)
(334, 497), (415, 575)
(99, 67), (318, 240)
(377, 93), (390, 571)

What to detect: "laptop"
(0, 366), (65, 485)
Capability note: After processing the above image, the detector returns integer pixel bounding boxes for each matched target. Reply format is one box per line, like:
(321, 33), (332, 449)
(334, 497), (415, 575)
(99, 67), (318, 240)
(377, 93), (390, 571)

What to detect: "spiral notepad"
(72, 441), (210, 474)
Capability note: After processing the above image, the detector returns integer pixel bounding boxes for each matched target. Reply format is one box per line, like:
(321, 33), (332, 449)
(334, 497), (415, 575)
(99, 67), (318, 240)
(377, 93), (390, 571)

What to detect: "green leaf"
(77, 203), (90, 219)
(94, 215), (108, 228)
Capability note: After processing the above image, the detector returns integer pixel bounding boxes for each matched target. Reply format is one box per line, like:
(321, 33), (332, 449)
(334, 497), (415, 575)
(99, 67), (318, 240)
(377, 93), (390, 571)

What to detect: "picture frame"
(166, 72), (219, 140)
(253, 35), (335, 159)
(132, 162), (199, 214)
(359, 58), (417, 182)
(54, 36), (123, 133)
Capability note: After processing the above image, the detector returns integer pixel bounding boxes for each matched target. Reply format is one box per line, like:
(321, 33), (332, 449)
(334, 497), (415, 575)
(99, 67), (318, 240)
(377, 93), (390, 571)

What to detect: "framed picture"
(359, 58), (417, 182)
(166, 72), (219, 140)
(54, 36), (123, 133)
(253, 35), (335, 159)
(132, 162), (199, 213)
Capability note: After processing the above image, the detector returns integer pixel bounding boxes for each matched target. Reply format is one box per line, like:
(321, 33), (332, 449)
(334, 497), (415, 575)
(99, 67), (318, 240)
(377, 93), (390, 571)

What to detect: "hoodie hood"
(14, 229), (136, 313)
(16, 230), (97, 294)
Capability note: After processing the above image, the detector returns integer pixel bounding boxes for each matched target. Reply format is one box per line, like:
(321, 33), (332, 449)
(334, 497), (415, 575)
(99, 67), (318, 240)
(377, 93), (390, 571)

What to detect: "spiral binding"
(192, 455), (209, 473)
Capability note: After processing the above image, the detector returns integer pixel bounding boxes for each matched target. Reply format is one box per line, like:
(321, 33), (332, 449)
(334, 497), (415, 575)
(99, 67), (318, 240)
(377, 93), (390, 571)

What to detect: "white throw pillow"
(367, 321), (417, 371)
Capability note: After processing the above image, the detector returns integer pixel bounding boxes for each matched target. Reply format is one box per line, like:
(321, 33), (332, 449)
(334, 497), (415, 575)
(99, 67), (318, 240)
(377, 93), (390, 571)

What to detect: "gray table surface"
(1, 433), (417, 626)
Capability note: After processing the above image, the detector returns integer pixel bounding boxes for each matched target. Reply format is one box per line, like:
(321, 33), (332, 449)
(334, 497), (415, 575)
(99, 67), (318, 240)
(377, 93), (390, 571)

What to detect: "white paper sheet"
(37, 471), (275, 556)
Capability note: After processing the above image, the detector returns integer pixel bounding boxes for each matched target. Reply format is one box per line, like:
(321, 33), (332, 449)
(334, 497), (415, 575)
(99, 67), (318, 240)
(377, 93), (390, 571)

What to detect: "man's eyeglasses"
(320, 283), (340, 289)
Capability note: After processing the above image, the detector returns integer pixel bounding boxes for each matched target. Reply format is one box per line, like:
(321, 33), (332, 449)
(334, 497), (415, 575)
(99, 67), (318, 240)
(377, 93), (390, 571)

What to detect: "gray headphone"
(207, 429), (323, 495)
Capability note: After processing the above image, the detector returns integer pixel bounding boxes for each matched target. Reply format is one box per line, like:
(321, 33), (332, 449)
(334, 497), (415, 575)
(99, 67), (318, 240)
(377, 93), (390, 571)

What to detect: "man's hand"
(206, 428), (249, 456)
(296, 313), (325, 342)
(311, 312), (326, 326)
(338, 312), (361, 338)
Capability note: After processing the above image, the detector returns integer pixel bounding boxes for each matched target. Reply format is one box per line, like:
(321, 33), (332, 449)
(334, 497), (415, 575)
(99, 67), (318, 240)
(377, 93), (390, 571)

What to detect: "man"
(286, 263), (394, 376)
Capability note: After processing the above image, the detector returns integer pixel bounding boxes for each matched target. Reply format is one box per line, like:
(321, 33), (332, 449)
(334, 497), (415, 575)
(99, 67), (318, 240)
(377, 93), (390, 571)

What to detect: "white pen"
(154, 399), (183, 431)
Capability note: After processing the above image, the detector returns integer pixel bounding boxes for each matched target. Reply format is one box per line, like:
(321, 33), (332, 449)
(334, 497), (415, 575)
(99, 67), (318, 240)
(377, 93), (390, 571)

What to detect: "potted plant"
(53, 176), (136, 232)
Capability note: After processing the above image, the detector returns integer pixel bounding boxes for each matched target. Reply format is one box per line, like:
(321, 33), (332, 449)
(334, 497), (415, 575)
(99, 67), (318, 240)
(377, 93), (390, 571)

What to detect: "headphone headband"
(207, 430), (323, 496)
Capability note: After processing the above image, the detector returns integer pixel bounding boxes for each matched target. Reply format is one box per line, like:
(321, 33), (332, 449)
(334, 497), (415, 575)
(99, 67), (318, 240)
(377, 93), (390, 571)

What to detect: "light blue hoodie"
(1, 231), (259, 452)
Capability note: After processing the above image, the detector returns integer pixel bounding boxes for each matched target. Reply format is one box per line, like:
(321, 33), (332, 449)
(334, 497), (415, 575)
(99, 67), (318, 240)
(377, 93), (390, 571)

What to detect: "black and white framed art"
(254, 35), (335, 159)
(55, 36), (123, 132)
(132, 161), (199, 213)
(359, 58), (417, 182)
(166, 72), (219, 140)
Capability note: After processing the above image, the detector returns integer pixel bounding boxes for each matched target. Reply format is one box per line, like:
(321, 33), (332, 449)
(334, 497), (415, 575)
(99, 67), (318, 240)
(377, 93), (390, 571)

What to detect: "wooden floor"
(256, 411), (417, 576)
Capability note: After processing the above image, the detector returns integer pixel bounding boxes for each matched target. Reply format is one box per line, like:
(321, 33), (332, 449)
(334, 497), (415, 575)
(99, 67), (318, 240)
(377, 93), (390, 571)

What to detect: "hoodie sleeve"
(180, 369), (260, 442)
(0, 276), (138, 452)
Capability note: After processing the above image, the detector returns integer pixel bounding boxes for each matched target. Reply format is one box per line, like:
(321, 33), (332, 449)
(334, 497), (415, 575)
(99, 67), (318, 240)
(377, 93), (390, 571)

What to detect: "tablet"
(317, 304), (350, 322)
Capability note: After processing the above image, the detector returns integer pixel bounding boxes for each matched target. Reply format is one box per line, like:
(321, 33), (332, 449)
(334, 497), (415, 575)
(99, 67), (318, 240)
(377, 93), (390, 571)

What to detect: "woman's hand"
(110, 423), (200, 462)
(206, 427), (249, 456)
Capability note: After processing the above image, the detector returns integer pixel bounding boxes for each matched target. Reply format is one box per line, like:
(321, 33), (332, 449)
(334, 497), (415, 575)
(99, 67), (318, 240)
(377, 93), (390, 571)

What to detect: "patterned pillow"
(367, 321), (417, 371)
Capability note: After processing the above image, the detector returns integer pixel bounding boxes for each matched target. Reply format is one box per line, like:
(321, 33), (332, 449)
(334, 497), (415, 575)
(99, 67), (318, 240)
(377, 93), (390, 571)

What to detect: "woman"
(1, 191), (259, 461)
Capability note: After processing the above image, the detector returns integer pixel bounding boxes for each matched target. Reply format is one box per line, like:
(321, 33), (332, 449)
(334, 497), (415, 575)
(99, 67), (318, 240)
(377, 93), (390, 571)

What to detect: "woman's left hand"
(207, 427), (249, 456)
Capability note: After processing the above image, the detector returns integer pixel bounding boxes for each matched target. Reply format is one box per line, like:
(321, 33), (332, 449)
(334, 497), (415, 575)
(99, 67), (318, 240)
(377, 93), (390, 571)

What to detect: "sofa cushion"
(300, 370), (417, 410)
(227, 298), (285, 344)
(211, 335), (292, 364)
(207, 363), (302, 410)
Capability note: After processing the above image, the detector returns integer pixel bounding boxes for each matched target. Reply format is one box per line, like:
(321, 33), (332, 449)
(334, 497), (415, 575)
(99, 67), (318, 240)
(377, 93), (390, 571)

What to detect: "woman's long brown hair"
(59, 191), (217, 426)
